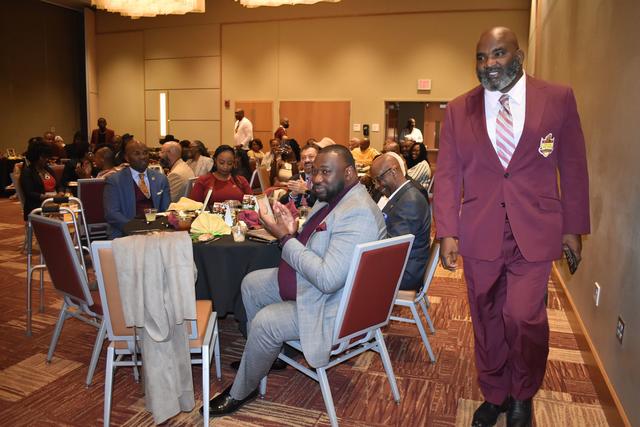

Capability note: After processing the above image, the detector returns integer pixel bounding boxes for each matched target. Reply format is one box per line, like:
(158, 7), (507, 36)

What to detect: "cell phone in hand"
(255, 194), (274, 218)
(563, 245), (580, 274)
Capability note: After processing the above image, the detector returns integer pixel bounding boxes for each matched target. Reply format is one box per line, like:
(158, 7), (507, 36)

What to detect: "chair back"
(77, 178), (106, 225)
(183, 176), (197, 198)
(91, 241), (134, 341)
(29, 213), (94, 307)
(415, 242), (440, 300)
(50, 164), (65, 186)
(10, 162), (26, 208)
(333, 234), (414, 347)
(257, 166), (271, 193)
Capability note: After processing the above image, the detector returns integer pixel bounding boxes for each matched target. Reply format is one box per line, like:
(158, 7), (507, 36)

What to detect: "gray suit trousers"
(229, 268), (300, 399)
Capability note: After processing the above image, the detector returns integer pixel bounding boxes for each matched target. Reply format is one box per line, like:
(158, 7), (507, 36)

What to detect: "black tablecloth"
(123, 217), (281, 334)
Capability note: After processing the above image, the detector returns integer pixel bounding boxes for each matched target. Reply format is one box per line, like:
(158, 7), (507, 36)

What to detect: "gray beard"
(477, 56), (522, 91)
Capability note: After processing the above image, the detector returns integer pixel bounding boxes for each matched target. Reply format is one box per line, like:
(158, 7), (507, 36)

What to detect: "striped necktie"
(495, 94), (516, 169)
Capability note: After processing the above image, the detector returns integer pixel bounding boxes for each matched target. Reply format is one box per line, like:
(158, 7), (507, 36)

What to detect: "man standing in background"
(234, 108), (253, 150)
(434, 27), (589, 427)
(90, 117), (115, 149)
(401, 118), (424, 143)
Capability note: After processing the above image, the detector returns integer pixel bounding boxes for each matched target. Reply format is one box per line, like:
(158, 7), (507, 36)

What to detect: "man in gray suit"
(203, 145), (386, 417)
(371, 154), (431, 290)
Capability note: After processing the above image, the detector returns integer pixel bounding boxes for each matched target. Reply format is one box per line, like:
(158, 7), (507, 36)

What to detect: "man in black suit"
(279, 144), (318, 208)
(371, 153), (431, 290)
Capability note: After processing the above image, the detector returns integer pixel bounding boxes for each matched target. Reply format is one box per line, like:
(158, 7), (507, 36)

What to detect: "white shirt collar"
(388, 180), (411, 202)
(484, 72), (526, 108)
(129, 167), (147, 180)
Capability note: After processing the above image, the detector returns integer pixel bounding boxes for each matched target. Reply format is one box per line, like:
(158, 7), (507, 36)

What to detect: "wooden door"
(423, 102), (447, 170)
(235, 101), (273, 145)
(279, 101), (350, 146)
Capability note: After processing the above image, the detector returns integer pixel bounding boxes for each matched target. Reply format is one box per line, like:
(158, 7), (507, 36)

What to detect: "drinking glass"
(144, 208), (158, 223)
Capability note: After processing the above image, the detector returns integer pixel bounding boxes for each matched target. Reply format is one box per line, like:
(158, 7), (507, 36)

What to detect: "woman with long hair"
(270, 139), (299, 186)
(406, 142), (431, 189)
(189, 144), (252, 208)
(187, 140), (214, 177)
(234, 148), (252, 182)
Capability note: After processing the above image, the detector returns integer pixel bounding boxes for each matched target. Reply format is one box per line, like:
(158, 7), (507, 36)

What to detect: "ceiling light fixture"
(91, 0), (205, 19)
(234, 0), (340, 8)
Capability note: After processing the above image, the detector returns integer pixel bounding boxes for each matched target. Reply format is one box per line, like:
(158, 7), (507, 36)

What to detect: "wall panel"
(144, 24), (220, 59)
(145, 57), (220, 90)
(170, 89), (220, 120)
(169, 120), (220, 147)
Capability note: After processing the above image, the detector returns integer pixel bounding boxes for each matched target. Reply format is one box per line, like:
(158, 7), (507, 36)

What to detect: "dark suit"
(434, 75), (589, 403)
(278, 172), (317, 207)
(382, 180), (431, 290)
(104, 167), (170, 238)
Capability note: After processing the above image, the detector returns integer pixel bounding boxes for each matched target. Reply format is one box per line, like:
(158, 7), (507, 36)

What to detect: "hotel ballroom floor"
(0, 197), (625, 426)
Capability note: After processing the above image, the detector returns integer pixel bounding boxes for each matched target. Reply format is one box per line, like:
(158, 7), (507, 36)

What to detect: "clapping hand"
(286, 178), (308, 196)
(259, 201), (297, 239)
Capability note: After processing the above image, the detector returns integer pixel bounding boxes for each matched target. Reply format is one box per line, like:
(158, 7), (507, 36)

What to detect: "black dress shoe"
(472, 398), (510, 427)
(507, 398), (532, 427)
(200, 385), (258, 418)
(230, 358), (288, 371)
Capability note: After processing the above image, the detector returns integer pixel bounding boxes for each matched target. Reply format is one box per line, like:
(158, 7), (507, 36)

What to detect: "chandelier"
(235, 0), (340, 8)
(91, 0), (205, 19)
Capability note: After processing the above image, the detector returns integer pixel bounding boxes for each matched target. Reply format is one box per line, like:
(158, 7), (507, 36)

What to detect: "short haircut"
(319, 144), (355, 169)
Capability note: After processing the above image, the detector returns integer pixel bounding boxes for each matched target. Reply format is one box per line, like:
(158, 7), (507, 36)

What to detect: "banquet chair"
(183, 176), (198, 198)
(256, 165), (272, 193)
(77, 178), (108, 241)
(259, 234), (414, 427)
(91, 240), (222, 427)
(390, 242), (440, 363)
(28, 213), (105, 386)
(26, 201), (89, 335)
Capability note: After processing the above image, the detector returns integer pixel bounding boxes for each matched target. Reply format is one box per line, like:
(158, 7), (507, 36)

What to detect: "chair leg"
(39, 263), (45, 313)
(47, 302), (68, 362)
(201, 345), (210, 427)
(259, 376), (267, 397)
(104, 346), (115, 427)
(418, 299), (436, 334)
(213, 320), (221, 380)
(86, 320), (107, 387)
(375, 328), (401, 403)
(410, 304), (436, 363)
(317, 367), (339, 427)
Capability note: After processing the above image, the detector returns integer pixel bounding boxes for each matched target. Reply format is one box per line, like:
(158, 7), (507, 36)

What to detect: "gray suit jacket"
(281, 183), (386, 367)
(382, 180), (431, 290)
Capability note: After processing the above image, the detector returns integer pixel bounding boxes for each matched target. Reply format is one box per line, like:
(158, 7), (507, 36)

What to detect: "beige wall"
(1, 1), (84, 152)
(95, 0), (529, 150)
(532, 0), (639, 425)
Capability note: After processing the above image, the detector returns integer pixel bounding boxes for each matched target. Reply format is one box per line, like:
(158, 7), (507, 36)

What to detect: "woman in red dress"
(190, 145), (252, 208)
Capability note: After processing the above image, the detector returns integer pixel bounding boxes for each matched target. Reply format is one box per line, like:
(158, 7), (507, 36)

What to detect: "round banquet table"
(123, 217), (281, 334)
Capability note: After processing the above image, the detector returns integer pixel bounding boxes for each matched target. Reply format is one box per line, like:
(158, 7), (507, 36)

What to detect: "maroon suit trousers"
(463, 219), (551, 404)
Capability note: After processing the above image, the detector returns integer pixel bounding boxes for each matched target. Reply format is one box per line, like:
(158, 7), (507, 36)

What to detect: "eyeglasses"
(372, 167), (394, 184)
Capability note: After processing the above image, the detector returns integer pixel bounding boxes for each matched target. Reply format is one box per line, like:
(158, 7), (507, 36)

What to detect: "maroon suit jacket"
(434, 76), (589, 262)
(90, 128), (115, 147)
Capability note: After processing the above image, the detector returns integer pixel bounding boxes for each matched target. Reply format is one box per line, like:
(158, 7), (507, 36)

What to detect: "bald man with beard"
(434, 27), (589, 427)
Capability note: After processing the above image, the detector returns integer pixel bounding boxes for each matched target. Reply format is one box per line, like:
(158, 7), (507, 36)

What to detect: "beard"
(477, 55), (522, 91)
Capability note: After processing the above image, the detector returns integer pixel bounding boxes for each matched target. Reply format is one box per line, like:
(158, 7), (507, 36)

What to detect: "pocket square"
(315, 222), (327, 232)
(156, 190), (163, 195)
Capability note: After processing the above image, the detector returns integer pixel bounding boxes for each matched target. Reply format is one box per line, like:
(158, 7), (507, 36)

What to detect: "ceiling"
(41, 0), (92, 11)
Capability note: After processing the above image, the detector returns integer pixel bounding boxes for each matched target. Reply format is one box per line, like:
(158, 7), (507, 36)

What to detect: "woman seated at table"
(269, 139), (299, 187)
(234, 148), (252, 182)
(19, 137), (64, 221)
(406, 142), (431, 189)
(247, 138), (265, 166)
(190, 145), (252, 208)
(186, 140), (214, 177)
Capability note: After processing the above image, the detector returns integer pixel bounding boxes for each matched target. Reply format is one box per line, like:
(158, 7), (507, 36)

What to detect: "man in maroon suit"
(434, 27), (589, 427)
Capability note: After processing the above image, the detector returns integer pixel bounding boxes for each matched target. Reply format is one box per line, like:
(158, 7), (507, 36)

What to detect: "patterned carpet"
(0, 197), (625, 426)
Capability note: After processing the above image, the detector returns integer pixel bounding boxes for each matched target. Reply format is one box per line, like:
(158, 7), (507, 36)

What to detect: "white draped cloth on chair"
(113, 231), (197, 424)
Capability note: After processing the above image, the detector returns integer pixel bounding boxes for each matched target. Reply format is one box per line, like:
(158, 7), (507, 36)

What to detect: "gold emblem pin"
(538, 133), (554, 158)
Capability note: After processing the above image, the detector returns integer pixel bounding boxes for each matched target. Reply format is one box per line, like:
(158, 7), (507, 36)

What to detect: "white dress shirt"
(484, 73), (526, 154)
(234, 117), (254, 150)
(405, 127), (424, 143)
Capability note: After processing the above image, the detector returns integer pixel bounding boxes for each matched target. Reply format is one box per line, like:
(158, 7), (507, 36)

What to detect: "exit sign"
(417, 79), (432, 91)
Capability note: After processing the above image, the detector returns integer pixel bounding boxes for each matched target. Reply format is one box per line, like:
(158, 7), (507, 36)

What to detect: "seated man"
(204, 145), (386, 417)
(104, 140), (170, 238)
(279, 144), (318, 208)
(350, 138), (379, 171)
(160, 141), (195, 202)
(371, 154), (431, 290)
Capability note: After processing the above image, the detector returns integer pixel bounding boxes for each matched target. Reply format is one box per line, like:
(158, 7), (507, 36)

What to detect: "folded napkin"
(168, 197), (203, 212)
(190, 212), (231, 236)
(237, 210), (260, 229)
